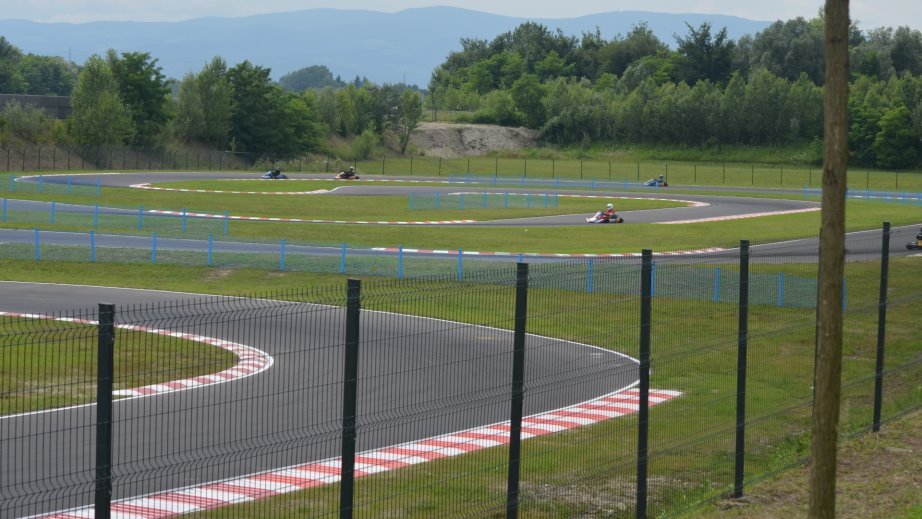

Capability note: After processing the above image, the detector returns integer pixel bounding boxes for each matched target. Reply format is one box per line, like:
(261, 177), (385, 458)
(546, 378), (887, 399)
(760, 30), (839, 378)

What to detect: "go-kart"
(586, 211), (624, 224)
(644, 177), (668, 187)
(261, 169), (287, 180)
(335, 170), (360, 180)
(907, 239), (922, 250)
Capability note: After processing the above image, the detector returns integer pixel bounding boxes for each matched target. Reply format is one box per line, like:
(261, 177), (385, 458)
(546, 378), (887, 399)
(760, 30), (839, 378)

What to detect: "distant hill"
(0, 7), (772, 87)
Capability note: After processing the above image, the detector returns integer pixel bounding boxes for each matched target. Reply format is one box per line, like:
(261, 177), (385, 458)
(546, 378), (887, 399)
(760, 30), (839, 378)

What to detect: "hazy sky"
(3, 1), (919, 30)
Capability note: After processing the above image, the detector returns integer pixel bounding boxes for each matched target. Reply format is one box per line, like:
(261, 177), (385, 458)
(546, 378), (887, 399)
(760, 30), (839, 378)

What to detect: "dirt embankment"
(409, 122), (540, 158)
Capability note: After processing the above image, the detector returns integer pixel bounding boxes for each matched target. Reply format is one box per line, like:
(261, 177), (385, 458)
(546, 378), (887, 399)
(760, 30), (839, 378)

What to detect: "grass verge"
(1, 316), (237, 415)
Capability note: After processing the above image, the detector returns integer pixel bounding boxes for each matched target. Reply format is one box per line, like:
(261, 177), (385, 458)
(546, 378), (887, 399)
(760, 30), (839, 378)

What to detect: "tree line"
(0, 37), (423, 159)
(2, 12), (922, 168)
(427, 16), (922, 168)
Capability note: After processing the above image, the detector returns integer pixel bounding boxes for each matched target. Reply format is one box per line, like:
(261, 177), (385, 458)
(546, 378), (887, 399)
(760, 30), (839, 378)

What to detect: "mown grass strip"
(1, 317), (237, 415)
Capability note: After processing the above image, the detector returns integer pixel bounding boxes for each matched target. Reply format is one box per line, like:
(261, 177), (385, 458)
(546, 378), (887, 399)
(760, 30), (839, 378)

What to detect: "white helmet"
(606, 203), (613, 210)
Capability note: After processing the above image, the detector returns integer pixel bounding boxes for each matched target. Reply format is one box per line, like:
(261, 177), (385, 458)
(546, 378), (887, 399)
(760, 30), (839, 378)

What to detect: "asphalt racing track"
(2, 282), (647, 517)
(1, 172), (918, 517)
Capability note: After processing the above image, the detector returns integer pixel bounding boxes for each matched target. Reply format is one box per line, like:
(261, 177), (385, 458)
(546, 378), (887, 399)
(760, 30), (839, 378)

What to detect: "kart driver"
(601, 203), (615, 221)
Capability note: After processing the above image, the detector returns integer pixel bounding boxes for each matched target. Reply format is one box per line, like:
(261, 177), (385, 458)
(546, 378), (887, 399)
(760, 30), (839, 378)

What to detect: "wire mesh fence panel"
(0, 308), (120, 517)
(344, 269), (521, 516)
(517, 259), (645, 517)
(644, 254), (744, 515)
(1, 225), (921, 518)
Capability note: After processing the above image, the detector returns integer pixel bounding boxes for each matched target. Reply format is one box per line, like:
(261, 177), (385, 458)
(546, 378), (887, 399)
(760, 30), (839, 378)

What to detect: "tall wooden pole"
(810, 1), (849, 517)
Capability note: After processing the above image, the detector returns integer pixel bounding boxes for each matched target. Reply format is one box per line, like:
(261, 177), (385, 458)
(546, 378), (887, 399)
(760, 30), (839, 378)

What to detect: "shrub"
(1, 101), (48, 142)
(350, 128), (379, 160)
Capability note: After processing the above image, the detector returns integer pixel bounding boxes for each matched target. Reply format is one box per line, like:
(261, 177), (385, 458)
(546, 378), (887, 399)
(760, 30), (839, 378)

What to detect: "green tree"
(889, 26), (922, 75)
(68, 55), (133, 145)
(847, 98), (880, 166)
(335, 84), (373, 136)
(718, 72), (747, 144)
(510, 73), (547, 128)
(873, 105), (918, 169)
(106, 50), (171, 146)
(174, 72), (205, 143)
(389, 90), (423, 154)
(598, 23), (668, 77)
(365, 83), (400, 134)
(0, 36), (27, 93)
(174, 57), (232, 147)
(620, 55), (674, 89)
(278, 65), (345, 92)
(227, 60), (276, 153)
(506, 22), (574, 71)
(674, 22), (735, 84)
(268, 92), (325, 156)
(749, 18), (825, 84)
(742, 68), (790, 144)
(314, 87), (340, 134)
(787, 74), (825, 141)
(18, 55), (77, 95)
(196, 57), (233, 148)
(534, 51), (572, 81)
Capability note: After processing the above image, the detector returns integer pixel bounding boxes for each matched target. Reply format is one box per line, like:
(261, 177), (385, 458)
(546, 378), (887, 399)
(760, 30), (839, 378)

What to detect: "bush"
(350, 128), (379, 160)
(1, 101), (49, 142)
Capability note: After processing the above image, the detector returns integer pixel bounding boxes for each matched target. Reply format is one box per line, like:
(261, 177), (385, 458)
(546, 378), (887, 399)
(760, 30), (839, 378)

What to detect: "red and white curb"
(371, 247), (728, 258)
(38, 388), (680, 518)
(147, 209), (476, 225)
(657, 207), (820, 224)
(0, 312), (272, 402)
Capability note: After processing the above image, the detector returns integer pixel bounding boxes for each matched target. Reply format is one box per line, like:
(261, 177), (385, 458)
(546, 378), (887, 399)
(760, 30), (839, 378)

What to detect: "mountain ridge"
(0, 7), (773, 86)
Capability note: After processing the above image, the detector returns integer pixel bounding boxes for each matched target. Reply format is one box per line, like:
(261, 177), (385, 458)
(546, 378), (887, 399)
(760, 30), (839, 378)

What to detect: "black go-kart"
(586, 211), (624, 224)
(908, 229), (922, 250)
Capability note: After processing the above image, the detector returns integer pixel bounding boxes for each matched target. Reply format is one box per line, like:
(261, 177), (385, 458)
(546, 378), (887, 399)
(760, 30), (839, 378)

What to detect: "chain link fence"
(2, 225), (919, 518)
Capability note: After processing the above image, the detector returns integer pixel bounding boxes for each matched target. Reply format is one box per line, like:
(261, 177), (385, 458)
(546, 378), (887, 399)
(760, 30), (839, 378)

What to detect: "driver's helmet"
(658, 175), (665, 180)
(606, 203), (613, 210)
(349, 166), (355, 172)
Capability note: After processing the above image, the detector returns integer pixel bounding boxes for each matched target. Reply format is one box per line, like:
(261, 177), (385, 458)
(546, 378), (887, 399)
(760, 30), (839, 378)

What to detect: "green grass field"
(0, 316), (237, 415)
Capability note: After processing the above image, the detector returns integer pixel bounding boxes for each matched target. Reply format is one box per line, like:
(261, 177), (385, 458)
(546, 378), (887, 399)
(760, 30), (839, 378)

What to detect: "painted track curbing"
(38, 388), (680, 518)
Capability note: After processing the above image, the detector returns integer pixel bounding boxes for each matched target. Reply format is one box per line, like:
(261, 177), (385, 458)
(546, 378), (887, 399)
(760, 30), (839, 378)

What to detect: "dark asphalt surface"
(0, 282), (637, 517)
(16, 171), (824, 227)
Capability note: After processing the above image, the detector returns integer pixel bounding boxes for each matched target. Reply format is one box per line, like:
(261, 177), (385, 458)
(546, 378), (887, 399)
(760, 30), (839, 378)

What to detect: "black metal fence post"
(873, 222), (891, 432)
(340, 279), (361, 519)
(96, 303), (115, 519)
(636, 249), (653, 519)
(733, 240), (750, 498)
(506, 262), (529, 518)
